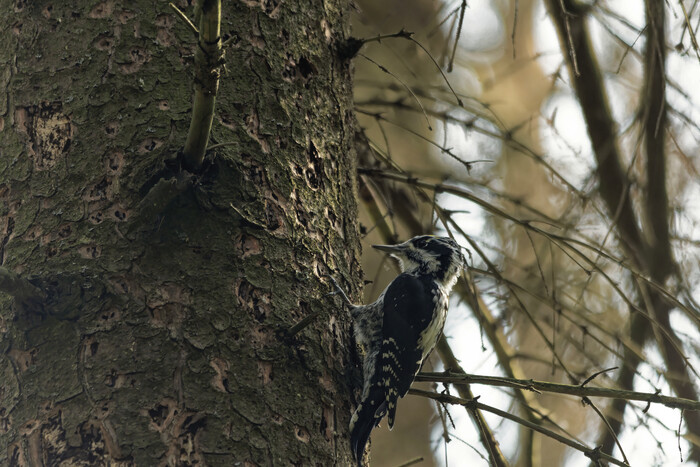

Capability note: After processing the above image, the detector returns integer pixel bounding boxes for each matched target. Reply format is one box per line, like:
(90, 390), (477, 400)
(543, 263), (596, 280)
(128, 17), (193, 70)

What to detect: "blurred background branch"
(351, 0), (700, 465)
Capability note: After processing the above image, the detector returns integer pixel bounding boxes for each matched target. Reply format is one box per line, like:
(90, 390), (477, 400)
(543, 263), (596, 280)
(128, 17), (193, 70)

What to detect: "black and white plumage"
(331, 235), (464, 466)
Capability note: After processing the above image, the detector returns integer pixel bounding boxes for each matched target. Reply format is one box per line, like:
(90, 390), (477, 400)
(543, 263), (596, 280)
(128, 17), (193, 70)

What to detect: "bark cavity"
(235, 234), (262, 258)
(15, 102), (73, 171)
(210, 357), (230, 393)
(144, 400), (206, 466)
(257, 360), (273, 385)
(294, 426), (310, 443)
(137, 137), (163, 155)
(282, 55), (316, 83)
(304, 141), (323, 190)
(88, 1), (114, 19)
(245, 111), (270, 153)
(234, 279), (272, 323)
(119, 47), (150, 74)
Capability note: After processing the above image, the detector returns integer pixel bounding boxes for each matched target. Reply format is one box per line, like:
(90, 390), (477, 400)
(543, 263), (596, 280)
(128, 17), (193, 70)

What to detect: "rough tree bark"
(0, 0), (361, 465)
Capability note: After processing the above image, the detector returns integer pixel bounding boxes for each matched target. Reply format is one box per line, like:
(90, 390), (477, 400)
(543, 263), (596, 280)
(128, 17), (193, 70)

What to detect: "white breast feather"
(417, 286), (448, 361)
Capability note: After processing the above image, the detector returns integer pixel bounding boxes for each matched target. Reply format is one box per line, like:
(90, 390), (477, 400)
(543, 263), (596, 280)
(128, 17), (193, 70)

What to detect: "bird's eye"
(416, 238), (429, 248)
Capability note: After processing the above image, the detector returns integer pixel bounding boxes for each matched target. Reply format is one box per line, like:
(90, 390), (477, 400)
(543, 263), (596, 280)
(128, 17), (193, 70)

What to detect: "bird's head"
(373, 235), (465, 285)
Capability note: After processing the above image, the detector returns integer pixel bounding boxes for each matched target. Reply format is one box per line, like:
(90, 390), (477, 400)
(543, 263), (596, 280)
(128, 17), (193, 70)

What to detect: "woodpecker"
(330, 235), (465, 466)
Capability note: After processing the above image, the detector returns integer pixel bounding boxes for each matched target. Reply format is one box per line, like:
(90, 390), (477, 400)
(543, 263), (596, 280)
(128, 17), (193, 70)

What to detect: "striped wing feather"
(378, 273), (434, 428)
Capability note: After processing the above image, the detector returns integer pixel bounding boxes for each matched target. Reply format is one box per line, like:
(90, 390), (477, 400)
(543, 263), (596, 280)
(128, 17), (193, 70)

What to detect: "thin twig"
(448, 0), (467, 72)
(169, 3), (198, 35)
(415, 371), (700, 411)
(394, 456), (424, 467)
(356, 109), (473, 171)
(285, 310), (322, 337)
(512, 0), (519, 59)
(207, 141), (239, 151)
(582, 397), (630, 465)
(678, 409), (685, 462)
(358, 54), (432, 130)
(404, 34), (463, 106)
(429, 4), (460, 39)
(358, 176), (397, 242)
(558, 0), (580, 76)
(409, 389), (630, 467)
(361, 29), (414, 44)
(679, 0), (700, 61)
(435, 339), (509, 467)
(580, 367), (618, 387)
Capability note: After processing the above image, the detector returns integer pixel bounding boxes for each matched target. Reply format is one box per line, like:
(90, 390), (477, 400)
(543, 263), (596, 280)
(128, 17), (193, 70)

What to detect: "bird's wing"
(378, 273), (434, 428)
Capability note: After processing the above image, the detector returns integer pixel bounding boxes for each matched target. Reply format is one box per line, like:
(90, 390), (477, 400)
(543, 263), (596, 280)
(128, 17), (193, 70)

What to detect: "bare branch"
(409, 389), (631, 467)
(415, 372), (700, 412)
(435, 339), (509, 467)
(448, 0), (467, 72)
(642, 0), (672, 283)
(358, 54), (433, 130)
(545, 1), (700, 460)
(679, 0), (700, 61)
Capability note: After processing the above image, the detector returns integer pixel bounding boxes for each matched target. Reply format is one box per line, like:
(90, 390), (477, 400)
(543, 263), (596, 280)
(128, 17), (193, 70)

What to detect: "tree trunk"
(0, 1), (360, 465)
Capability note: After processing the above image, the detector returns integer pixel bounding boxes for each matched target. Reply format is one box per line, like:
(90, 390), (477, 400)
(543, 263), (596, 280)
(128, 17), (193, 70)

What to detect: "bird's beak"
(372, 244), (405, 254)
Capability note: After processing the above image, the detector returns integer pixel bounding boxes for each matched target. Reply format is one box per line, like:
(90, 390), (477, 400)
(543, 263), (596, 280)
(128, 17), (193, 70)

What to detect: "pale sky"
(431, 1), (699, 466)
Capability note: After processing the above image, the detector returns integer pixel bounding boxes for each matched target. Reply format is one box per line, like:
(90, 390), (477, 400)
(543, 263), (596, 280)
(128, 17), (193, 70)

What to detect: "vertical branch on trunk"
(183, 0), (222, 171)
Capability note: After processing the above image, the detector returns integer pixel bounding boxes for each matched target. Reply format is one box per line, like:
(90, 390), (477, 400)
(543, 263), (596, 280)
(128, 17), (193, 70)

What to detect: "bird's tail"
(349, 387), (387, 466)
(386, 392), (399, 429)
